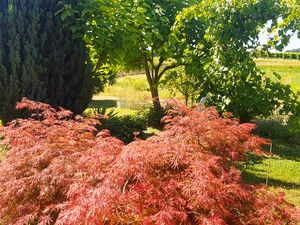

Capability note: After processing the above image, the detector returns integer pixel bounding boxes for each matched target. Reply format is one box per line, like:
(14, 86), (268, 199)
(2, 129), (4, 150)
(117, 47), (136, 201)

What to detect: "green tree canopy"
(61, 0), (297, 121)
(172, 0), (297, 121)
(61, 0), (199, 113)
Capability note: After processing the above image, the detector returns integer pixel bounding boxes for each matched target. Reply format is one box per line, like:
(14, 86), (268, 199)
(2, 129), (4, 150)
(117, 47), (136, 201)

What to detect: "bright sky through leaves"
(259, 31), (300, 51)
(285, 32), (300, 50)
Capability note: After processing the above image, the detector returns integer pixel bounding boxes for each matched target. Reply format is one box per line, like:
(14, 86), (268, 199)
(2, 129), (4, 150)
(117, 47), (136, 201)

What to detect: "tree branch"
(143, 54), (153, 84)
(153, 57), (164, 78)
(93, 55), (106, 74)
(157, 62), (184, 81)
(151, 50), (154, 77)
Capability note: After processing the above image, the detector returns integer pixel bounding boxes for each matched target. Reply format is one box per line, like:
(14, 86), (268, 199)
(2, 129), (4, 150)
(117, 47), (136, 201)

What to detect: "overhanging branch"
(157, 62), (184, 81)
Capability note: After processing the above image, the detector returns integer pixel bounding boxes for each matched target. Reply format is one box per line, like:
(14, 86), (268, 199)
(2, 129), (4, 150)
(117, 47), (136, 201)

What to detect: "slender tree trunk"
(144, 55), (162, 113)
(150, 83), (161, 112)
(185, 94), (189, 105)
(93, 54), (106, 73)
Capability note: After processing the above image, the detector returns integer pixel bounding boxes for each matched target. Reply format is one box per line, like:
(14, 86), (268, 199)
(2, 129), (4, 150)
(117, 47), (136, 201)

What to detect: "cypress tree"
(0, 0), (94, 123)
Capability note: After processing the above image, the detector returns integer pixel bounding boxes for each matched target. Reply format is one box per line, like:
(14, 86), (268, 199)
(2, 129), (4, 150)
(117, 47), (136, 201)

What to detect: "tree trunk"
(149, 83), (162, 112)
(144, 56), (162, 113)
(185, 94), (189, 105)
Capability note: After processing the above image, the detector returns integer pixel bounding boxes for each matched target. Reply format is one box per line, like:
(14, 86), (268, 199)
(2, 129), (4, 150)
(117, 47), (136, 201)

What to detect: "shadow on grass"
(241, 170), (300, 190)
(241, 141), (300, 192)
(243, 153), (265, 166)
(271, 140), (300, 162)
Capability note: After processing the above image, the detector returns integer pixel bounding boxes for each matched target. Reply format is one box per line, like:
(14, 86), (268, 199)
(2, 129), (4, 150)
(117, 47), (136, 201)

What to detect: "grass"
(95, 75), (152, 110)
(92, 74), (182, 114)
(241, 140), (300, 207)
(102, 74), (178, 100)
(256, 58), (300, 93)
(244, 59), (300, 207)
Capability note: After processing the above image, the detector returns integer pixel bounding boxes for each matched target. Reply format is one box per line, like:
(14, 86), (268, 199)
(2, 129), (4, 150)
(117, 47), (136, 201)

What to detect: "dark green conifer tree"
(0, 0), (94, 123)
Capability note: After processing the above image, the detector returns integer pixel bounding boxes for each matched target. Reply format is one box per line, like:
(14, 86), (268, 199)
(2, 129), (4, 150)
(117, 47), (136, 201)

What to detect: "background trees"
(62, 0), (297, 122)
(62, 0), (199, 114)
(161, 66), (202, 106)
(169, 0), (297, 122)
(0, 0), (95, 123)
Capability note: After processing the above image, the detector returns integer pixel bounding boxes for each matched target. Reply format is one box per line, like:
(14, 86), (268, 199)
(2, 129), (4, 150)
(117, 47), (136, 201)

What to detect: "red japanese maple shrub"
(0, 98), (299, 225)
(0, 98), (124, 225)
(55, 100), (299, 224)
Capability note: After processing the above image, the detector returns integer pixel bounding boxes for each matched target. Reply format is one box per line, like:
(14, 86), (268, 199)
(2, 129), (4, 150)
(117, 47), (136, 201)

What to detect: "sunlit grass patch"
(95, 74), (183, 109)
(241, 140), (300, 207)
(256, 58), (300, 93)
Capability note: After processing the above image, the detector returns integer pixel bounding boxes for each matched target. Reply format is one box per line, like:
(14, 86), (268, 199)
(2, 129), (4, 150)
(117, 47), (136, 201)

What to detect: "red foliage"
(0, 98), (124, 225)
(0, 98), (299, 224)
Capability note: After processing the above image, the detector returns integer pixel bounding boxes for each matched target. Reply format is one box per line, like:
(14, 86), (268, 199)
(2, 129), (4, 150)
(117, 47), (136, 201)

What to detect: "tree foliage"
(0, 99), (299, 224)
(266, 0), (300, 50)
(61, 0), (297, 121)
(60, 0), (199, 113)
(172, 0), (297, 122)
(0, 0), (95, 124)
(161, 67), (202, 106)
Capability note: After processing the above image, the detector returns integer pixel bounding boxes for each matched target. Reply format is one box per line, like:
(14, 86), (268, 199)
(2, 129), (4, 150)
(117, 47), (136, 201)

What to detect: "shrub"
(0, 98), (124, 224)
(276, 52), (283, 58)
(187, 48), (297, 122)
(0, 99), (299, 224)
(254, 102), (300, 145)
(287, 102), (300, 143)
(283, 53), (291, 59)
(291, 53), (298, 59)
(254, 119), (295, 141)
(84, 107), (147, 144)
(0, 0), (94, 124)
(270, 53), (276, 58)
(160, 66), (202, 106)
(260, 50), (268, 58)
(99, 115), (147, 144)
(203, 68), (297, 123)
(138, 105), (167, 129)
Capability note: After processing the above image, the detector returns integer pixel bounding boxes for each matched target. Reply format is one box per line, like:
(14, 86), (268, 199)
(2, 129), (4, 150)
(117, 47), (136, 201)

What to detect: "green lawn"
(92, 74), (182, 112)
(241, 141), (300, 207)
(237, 58), (300, 207)
(256, 58), (300, 93)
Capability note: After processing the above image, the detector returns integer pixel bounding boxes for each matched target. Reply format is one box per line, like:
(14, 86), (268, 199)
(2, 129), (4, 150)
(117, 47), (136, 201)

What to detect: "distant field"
(256, 58), (300, 93)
